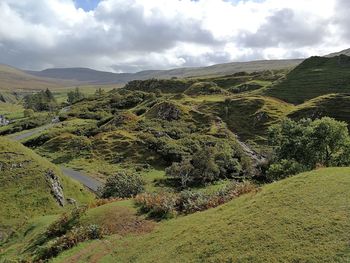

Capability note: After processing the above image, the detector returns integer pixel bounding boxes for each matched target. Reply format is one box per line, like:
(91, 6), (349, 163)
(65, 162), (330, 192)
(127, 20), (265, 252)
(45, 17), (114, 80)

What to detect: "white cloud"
(0, 0), (348, 72)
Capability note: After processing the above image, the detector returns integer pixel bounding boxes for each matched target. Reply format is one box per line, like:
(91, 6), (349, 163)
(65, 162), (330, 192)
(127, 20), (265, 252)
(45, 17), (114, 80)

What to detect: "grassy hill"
(288, 93), (350, 126)
(0, 137), (94, 235)
(265, 55), (350, 104)
(52, 167), (350, 262)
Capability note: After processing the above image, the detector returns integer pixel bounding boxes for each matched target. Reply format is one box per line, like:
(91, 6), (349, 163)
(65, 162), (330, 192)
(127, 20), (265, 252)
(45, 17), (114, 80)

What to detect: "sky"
(0, 0), (349, 72)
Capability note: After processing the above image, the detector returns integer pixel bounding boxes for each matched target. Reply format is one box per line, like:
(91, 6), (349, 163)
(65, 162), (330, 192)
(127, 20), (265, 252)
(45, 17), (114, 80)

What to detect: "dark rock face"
(152, 102), (181, 121)
(45, 169), (65, 206)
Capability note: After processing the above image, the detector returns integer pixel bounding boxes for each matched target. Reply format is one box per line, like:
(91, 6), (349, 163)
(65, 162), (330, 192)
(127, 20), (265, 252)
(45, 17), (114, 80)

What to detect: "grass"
(53, 167), (350, 262)
(0, 103), (24, 120)
(288, 93), (350, 127)
(266, 55), (350, 104)
(0, 137), (94, 230)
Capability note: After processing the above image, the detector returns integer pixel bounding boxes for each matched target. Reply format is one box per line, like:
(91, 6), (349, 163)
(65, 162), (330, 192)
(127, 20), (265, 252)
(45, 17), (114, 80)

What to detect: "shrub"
(23, 109), (34, 118)
(36, 224), (104, 260)
(99, 171), (145, 198)
(135, 181), (257, 218)
(135, 192), (178, 219)
(266, 159), (307, 181)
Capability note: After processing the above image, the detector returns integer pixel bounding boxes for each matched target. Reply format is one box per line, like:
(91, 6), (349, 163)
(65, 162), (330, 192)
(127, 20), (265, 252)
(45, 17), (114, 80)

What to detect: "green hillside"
(0, 137), (94, 234)
(266, 55), (350, 104)
(53, 168), (350, 262)
(288, 93), (350, 126)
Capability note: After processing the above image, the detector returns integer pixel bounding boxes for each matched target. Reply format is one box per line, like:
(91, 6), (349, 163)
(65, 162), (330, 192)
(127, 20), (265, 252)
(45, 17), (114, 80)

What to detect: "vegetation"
(267, 117), (350, 180)
(67, 87), (85, 104)
(266, 55), (350, 104)
(52, 168), (350, 262)
(99, 171), (145, 198)
(24, 88), (57, 111)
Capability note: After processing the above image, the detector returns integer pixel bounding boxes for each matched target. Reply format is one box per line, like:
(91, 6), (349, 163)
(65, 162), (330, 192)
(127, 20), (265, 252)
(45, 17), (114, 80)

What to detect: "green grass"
(53, 167), (350, 262)
(288, 93), (350, 127)
(0, 103), (24, 120)
(0, 137), (94, 230)
(266, 55), (350, 104)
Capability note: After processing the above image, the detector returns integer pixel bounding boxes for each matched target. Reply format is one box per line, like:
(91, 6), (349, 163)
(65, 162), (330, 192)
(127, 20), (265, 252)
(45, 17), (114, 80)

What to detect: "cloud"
(0, 0), (349, 72)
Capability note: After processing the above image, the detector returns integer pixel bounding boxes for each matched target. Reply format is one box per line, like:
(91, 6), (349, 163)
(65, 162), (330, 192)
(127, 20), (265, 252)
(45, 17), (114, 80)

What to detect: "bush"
(266, 159), (306, 181)
(23, 109), (34, 118)
(36, 224), (104, 260)
(135, 192), (178, 219)
(99, 171), (145, 198)
(135, 181), (257, 218)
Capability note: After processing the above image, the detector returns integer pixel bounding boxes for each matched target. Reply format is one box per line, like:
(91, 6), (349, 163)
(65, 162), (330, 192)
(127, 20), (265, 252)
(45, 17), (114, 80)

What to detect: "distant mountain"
(0, 64), (75, 91)
(27, 59), (303, 85)
(326, 48), (350, 57)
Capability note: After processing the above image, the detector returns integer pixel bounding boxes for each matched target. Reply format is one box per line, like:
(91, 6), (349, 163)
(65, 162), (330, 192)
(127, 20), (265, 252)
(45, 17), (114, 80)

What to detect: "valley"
(1, 54), (350, 262)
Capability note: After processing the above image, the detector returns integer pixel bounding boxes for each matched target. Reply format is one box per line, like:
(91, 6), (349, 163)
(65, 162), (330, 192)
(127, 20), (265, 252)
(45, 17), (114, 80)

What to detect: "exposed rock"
(66, 198), (77, 206)
(150, 102), (182, 121)
(45, 169), (65, 206)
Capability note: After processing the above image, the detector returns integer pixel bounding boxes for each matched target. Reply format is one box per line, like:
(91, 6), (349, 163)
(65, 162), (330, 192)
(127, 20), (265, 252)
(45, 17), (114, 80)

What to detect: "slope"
(54, 167), (350, 262)
(288, 93), (350, 126)
(265, 55), (350, 104)
(0, 137), (94, 234)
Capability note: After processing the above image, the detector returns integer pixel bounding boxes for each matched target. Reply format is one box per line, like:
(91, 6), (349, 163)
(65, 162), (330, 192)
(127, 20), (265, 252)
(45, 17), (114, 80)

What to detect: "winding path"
(9, 125), (102, 192)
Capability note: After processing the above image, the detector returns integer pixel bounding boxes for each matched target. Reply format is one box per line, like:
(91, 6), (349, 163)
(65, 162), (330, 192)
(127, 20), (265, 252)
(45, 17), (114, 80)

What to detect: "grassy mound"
(288, 93), (350, 127)
(0, 137), (94, 232)
(198, 95), (293, 142)
(53, 168), (350, 262)
(266, 55), (350, 104)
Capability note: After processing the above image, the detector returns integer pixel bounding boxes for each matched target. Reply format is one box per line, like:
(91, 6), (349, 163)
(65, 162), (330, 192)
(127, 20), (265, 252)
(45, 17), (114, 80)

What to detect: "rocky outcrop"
(45, 169), (65, 206)
(149, 102), (182, 121)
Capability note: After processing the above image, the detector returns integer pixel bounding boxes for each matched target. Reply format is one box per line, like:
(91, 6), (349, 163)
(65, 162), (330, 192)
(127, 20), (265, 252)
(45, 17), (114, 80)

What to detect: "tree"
(67, 87), (85, 104)
(99, 171), (145, 198)
(268, 117), (350, 180)
(24, 89), (57, 111)
(166, 159), (194, 189)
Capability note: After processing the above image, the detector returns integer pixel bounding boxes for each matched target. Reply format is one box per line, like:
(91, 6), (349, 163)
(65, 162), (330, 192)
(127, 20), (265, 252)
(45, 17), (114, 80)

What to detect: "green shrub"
(99, 171), (145, 198)
(266, 159), (307, 181)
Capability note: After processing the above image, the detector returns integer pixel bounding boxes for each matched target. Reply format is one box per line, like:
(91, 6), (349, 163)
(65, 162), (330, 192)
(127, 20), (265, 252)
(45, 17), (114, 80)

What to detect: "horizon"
(0, 0), (350, 73)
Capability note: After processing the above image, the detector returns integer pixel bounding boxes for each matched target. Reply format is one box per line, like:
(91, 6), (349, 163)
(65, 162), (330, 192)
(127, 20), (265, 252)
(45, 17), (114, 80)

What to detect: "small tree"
(67, 87), (85, 104)
(166, 159), (194, 189)
(99, 171), (145, 198)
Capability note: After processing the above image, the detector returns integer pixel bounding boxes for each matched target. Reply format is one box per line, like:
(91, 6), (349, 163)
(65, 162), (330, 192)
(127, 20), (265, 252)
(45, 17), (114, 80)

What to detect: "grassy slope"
(0, 137), (94, 229)
(266, 55), (350, 104)
(54, 168), (350, 262)
(288, 93), (350, 126)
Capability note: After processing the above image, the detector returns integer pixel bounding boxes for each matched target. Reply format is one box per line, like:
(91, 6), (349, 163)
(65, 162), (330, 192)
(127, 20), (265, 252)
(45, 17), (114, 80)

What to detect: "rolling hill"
(27, 59), (303, 84)
(52, 167), (350, 262)
(265, 55), (350, 104)
(0, 64), (75, 91)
